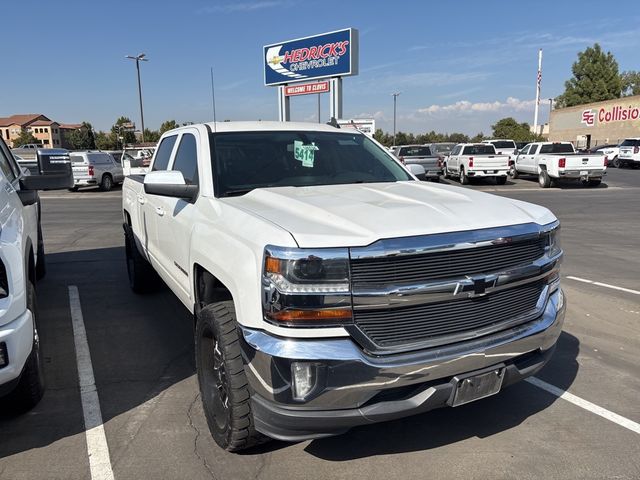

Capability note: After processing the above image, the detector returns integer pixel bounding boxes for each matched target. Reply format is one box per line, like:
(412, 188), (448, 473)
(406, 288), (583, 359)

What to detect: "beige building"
(0, 113), (80, 148)
(548, 95), (640, 149)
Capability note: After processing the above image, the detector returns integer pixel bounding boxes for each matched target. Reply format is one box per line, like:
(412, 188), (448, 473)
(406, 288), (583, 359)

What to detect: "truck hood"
(222, 181), (556, 248)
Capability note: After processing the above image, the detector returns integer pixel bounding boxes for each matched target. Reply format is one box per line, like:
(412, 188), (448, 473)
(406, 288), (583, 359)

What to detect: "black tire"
(124, 226), (159, 293)
(196, 301), (267, 451)
(443, 164), (450, 179)
(587, 179), (601, 187)
(611, 156), (620, 168)
(510, 165), (520, 179)
(68, 187), (78, 192)
(538, 170), (552, 188)
(36, 222), (46, 280)
(100, 174), (113, 192)
(431, 176), (440, 183)
(5, 282), (45, 412)
(495, 176), (507, 185)
(460, 167), (469, 185)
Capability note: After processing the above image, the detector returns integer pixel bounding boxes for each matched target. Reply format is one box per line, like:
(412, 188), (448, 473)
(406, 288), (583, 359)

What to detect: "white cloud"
(200, 1), (287, 13)
(352, 111), (387, 121)
(419, 97), (536, 115)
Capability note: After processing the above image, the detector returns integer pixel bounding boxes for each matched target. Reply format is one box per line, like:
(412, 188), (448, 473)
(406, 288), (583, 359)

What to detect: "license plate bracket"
(449, 366), (505, 407)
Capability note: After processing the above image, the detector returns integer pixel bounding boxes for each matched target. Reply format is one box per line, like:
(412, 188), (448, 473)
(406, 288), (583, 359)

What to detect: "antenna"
(210, 66), (217, 133)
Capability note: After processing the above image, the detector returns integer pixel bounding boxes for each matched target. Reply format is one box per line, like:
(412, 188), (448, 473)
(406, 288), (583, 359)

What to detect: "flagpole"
(534, 49), (542, 135)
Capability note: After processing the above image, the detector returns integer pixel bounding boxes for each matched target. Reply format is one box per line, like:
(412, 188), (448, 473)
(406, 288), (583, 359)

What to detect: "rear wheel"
(36, 222), (46, 280)
(100, 174), (113, 192)
(5, 282), (45, 412)
(538, 170), (552, 188)
(586, 179), (601, 187)
(68, 187), (78, 192)
(124, 226), (159, 293)
(460, 168), (469, 185)
(196, 301), (267, 451)
(443, 164), (450, 179)
(495, 176), (507, 185)
(611, 156), (620, 168)
(509, 165), (519, 179)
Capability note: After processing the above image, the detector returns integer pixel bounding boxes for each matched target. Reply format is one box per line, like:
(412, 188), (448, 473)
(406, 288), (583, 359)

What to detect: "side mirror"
(144, 170), (198, 201)
(406, 163), (427, 180)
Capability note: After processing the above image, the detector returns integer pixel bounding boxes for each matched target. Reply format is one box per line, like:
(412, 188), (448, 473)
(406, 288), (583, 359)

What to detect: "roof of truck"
(173, 121), (364, 134)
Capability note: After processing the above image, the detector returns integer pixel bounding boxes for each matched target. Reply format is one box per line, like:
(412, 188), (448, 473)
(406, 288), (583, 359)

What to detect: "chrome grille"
(350, 237), (546, 287)
(353, 281), (546, 348)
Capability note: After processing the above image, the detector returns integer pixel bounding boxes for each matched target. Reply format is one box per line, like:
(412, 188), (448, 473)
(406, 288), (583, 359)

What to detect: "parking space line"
(526, 377), (640, 435)
(566, 276), (640, 295)
(68, 286), (115, 480)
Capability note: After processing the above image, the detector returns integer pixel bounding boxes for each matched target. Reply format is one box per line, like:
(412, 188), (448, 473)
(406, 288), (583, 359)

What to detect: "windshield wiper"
(221, 188), (255, 197)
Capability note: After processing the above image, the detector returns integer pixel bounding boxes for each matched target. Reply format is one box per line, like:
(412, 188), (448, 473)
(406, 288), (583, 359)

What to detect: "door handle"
(137, 195), (146, 205)
(155, 206), (165, 217)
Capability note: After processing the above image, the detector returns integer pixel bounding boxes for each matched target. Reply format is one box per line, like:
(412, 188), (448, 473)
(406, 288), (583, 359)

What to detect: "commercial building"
(0, 113), (81, 148)
(548, 94), (640, 149)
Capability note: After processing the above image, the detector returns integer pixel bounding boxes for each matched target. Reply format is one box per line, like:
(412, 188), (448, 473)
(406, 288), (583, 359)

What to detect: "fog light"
(291, 362), (317, 401)
(0, 342), (8, 369)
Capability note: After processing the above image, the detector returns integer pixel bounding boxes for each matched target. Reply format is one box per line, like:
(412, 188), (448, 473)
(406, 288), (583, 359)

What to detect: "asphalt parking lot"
(1, 168), (639, 480)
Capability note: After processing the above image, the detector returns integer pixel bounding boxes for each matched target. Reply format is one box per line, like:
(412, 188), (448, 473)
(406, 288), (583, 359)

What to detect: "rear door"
(70, 153), (90, 181)
(152, 129), (200, 301)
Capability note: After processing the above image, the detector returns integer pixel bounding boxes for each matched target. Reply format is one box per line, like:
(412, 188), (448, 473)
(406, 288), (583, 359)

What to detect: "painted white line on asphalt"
(566, 276), (640, 296)
(526, 376), (640, 435)
(68, 286), (115, 480)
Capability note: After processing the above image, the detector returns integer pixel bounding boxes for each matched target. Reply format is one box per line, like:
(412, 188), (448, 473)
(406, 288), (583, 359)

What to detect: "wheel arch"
(193, 264), (234, 323)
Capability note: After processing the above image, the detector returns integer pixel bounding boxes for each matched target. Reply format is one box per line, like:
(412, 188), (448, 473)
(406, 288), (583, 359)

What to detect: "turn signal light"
(269, 308), (352, 323)
(558, 158), (566, 168)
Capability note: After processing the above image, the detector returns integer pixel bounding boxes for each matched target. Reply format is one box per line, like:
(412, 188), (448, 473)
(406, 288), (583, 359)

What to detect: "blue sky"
(2, 0), (639, 135)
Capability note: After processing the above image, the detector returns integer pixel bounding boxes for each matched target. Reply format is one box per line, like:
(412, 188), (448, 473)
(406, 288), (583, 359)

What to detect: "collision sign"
(264, 28), (359, 86)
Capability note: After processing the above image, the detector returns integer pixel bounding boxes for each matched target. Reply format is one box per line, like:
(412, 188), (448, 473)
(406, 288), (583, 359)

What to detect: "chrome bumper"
(558, 169), (606, 179)
(241, 288), (565, 441)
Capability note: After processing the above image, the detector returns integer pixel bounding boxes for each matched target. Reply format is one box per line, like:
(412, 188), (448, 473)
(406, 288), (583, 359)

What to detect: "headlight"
(548, 225), (562, 257)
(262, 246), (352, 326)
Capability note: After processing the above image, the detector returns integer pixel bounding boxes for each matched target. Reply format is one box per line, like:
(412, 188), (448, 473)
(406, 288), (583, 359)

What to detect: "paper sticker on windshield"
(294, 141), (318, 167)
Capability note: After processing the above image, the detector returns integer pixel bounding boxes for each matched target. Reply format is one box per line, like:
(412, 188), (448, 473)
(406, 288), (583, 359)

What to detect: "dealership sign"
(264, 28), (359, 86)
(581, 104), (640, 127)
(284, 81), (330, 96)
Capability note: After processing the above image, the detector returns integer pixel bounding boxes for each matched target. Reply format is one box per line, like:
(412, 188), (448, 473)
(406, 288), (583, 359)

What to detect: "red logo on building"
(581, 109), (595, 126)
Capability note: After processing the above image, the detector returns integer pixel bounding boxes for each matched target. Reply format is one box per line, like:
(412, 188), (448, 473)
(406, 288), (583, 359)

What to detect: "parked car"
(0, 138), (73, 411)
(394, 144), (442, 181)
(69, 151), (124, 191)
(590, 144), (620, 168)
(618, 138), (640, 168)
(512, 142), (606, 187)
(444, 143), (510, 184)
(122, 121), (565, 451)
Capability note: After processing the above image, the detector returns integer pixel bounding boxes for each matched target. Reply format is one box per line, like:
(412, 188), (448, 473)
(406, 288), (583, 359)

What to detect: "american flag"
(536, 70), (542, 105)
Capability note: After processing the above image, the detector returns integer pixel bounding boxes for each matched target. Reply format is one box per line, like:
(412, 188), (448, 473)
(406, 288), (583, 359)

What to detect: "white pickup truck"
(1, 138), (73, 411)
(618, 138), (640, 168)
(512, 141), (607, 188)
(443, 143), (510, 185)
(122, 122), (565, 451)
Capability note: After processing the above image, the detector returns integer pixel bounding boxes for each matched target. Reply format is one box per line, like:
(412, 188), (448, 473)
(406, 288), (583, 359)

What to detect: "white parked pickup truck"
(618, 138), (640, 168)
(443, 143), (510, 184)
(122, 121), (565, 451)
(512, 141), (606, 188)
(1, 138), (73, 411)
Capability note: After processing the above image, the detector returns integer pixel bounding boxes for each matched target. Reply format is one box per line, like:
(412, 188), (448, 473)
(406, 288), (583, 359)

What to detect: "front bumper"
(241, 288), (565, 441)
(557, 169), (606, 179)
(0, 309), (34, 396)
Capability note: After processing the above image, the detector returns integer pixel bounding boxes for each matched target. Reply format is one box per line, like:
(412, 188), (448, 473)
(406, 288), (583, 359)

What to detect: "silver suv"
(69, 151), (124, 191)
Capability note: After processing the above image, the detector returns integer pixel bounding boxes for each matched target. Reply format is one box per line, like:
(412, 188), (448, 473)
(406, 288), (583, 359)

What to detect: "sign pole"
(534, 49), (542, 135)
(278, 85), (290, 121)
(330, 77), (343, 120)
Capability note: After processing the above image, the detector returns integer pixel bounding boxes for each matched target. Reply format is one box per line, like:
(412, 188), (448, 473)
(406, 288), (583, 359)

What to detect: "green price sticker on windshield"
(294, 141), (318, 167)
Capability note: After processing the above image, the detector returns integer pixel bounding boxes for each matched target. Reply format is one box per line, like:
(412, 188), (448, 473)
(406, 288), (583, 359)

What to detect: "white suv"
(618, 138), (640, 167)
(0, 138), (71, 411)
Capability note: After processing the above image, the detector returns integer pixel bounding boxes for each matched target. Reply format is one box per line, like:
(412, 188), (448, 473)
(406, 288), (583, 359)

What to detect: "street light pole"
(125, 53), (148, 142)
(392, 92), (401, 146)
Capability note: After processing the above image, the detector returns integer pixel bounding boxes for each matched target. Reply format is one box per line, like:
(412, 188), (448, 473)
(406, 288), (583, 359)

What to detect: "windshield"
(397, 146), (431, 157)
(210, 131), (412, 197)
(539, 143), (575, 154)
(69, 154), (87, 164)
(489, 140), (516, 149)
(462, 145), (496, 155)
(620, 139), (640, 147)
(431, 143), (454, 154)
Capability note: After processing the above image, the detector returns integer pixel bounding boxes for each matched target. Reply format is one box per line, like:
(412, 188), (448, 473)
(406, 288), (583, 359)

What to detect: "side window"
(172, 133), (199, 185)
(0, 141), (17, 182)
(520, 145), (530, 155)
(152, 135), (178, 171)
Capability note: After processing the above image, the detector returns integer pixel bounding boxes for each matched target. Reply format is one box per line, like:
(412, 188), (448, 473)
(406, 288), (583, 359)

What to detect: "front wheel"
(443, 164), (450, 179)
(611, 156), (620, 168)
(196, 301), (267, 451)
(538, 170), (552, 188)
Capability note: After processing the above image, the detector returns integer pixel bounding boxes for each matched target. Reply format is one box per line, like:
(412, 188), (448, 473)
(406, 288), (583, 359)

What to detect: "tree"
(159, 120), (179, 134)
(621, 71), (640, 97)
(12, 129), (39, 147)
(95, 131), (117, 150)
(143, 129), (161, 143)
(491, 117), (542, 142)
(555, 43), (622, 108)
(470, 132), (485, 143)
(110, 116), (137, 146)
(67, 121), (96, 150)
